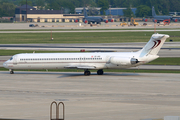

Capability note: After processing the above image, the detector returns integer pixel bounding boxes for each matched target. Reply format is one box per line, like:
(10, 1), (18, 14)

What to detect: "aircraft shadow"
(57, 72), (140, 78)
(1, 71), (140, 78)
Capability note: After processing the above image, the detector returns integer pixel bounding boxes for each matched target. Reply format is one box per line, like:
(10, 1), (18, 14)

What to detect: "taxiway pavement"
(0, 71), (180, 120)
(1, 22), (180, 30)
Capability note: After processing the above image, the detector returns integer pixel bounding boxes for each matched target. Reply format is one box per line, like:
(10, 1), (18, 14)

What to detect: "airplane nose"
(3, 62), (7, 68)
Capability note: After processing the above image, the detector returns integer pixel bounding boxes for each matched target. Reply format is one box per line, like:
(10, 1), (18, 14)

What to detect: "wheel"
(84, 70), (91, 76)
(97, 69), (103, 75)
(10, 70), (14, 74)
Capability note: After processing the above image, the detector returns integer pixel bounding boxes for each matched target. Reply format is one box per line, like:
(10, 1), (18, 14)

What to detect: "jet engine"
(143, 18), (148, 22)
(74, 19), (79, 23)
(153, 19), (157, 23)
(108, 18), (114, 22)
(110, 57), (139, 65)
(172, 18), (178, 22)
(84, 19), (88, 24)
(104, 19), (108, 23)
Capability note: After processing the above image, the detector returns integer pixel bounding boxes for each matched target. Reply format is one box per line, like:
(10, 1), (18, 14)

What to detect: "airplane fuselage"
(154, 16), (172, 21)
(3, 52), (140, 70)
(83, 16), (103, 23)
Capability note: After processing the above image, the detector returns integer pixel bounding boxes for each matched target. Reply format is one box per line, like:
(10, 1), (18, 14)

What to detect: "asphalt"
(0, 22), (180, 30)
(0, 71), (180, 120)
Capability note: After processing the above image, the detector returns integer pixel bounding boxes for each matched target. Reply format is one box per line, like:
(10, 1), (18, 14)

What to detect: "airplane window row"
(20, 57), (102, 61)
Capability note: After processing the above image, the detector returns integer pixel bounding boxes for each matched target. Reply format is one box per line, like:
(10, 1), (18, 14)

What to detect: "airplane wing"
(64, 65), (96, 69)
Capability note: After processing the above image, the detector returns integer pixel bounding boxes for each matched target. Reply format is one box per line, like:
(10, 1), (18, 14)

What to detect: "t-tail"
(137, 33), (169, 63)
(84, 7), (88, 18)
(152, 6), (156, 17)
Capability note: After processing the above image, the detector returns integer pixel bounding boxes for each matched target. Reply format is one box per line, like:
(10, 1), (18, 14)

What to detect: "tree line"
(1, 0), (180, 17)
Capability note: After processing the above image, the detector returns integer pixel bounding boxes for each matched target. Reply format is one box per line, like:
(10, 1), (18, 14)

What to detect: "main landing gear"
(84, 69), (104, 76)
(97, 69), (103, 75)
(10, 69), (14, 74)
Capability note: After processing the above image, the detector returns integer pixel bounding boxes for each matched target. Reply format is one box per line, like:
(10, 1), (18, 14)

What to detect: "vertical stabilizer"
(84, 7), (88, 18)
(139, 34), (169, 57)
(152, 6), (156, 17)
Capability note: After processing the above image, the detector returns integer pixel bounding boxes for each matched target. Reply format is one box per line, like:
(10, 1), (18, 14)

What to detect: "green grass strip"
(0, 50), (80, 56)
(147, 57), (180, 65)
(0, 31), (180, 44)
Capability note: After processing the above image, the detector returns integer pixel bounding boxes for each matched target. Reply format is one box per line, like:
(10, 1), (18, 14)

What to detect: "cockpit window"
(10, 57), (13, 60)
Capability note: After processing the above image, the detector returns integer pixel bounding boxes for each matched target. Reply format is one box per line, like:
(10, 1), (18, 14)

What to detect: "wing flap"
(64, 66), (96, 69)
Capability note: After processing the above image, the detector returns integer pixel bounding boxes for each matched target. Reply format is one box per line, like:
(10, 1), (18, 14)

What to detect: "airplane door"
(13, 55), (17, 65)
(105, 55), (111, 68)
(106, 55), (110, 64)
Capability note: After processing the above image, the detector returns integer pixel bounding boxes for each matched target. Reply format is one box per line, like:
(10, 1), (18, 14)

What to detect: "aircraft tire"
(10, 70), (14, 74)
(84, 70), (91, 76)
(97, 69), (103, 75)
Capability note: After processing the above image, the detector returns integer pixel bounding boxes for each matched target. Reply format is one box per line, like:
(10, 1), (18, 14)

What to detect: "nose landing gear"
(84, 70), (91, 76)
(10, 69), (14, 74)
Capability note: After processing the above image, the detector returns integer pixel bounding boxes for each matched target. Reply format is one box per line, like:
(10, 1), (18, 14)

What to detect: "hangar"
(75, 7), (137, 16)
(15, 5), (84, 22)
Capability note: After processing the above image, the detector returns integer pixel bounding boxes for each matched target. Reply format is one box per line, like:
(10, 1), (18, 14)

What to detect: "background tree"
(0, 2), (16, 17)
(49, 0), (75, 14)
(98, 0), (109, 15)
(19, 0), (33, 6)
(87, 7), (99, 15)
(36, 0), (46, 10)
(123, 6), (134, 17)
(1, 0), (180, 17)
(135, 5), (151, 17)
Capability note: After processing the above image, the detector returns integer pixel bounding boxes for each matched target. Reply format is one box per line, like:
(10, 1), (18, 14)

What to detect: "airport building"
(15, 5), (84, 22)
(105, 8), (137, 16)
(75, 7), (101, 15)
(75, 7), (137, 16)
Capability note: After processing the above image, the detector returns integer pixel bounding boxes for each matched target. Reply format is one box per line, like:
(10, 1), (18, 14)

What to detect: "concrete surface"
(0, 29), (180, 33)
(0, 71), (180, 120)
(0, 22), (180, 30)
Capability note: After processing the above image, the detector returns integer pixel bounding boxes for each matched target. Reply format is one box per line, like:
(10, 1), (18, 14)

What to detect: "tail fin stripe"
(154, 40), (161, 48)
(138, 34), (169, 57)
(151, 40), (161, 49)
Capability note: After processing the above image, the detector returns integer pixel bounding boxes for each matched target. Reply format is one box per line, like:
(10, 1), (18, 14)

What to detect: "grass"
(0, 31), (180, 44)
(0, 50), (80, 56)
(147, 57), (180, 65)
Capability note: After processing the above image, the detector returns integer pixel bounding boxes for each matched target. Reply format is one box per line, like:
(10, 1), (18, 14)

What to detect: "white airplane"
(3, 33), (169, 75)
